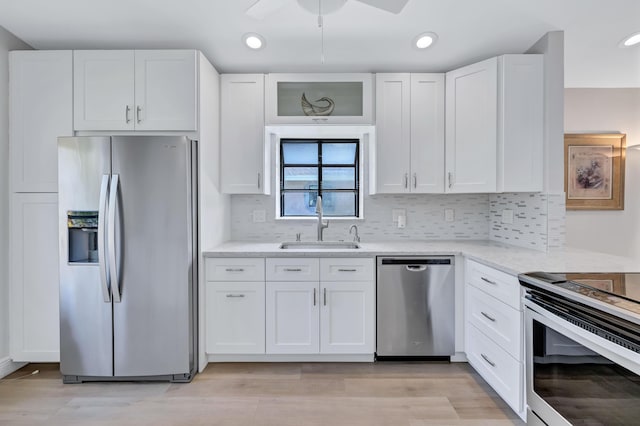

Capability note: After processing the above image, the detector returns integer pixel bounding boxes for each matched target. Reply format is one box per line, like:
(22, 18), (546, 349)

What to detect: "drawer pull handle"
(225, 268), (245, 272)
(283, 268), (302, 272)
(481, 311), (496, 322)
(481, 277), (497, 285)
(337, 268), (357, 272)
(226, 294), (245, 298)
(481, 353), (496, 367)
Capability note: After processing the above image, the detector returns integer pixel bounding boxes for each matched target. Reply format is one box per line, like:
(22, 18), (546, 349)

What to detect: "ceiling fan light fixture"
(620, 32), (640, 47)
(414, 32), (438, 49)
(243, 33), (266, 50)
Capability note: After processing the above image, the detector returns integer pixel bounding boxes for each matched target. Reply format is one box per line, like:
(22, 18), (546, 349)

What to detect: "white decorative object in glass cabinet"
(266, 73), (373, 124)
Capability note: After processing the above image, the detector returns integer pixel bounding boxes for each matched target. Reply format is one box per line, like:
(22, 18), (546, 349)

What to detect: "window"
(280, 139), (359, 217)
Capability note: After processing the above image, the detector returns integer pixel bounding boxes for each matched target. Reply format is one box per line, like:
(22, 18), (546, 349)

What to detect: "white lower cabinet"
(464, 259), (525, 419)
(205, 258), (265, 354)
(320, 281), (374, 354)
(266, 281), (320, 354)
(206, 282), (265, 354)
(205, 257), (374, 358)
(10, 193), (60, 362)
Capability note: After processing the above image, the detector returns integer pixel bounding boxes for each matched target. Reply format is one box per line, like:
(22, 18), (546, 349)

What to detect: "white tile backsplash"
(231, 191), (566, 252)
(489, 192), (566, 251)
(230, 193), (490, 242)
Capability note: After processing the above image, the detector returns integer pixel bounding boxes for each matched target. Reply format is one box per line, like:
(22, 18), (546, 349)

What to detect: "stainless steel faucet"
(349, 224), (360, 242)
(315, 195), (329, 241)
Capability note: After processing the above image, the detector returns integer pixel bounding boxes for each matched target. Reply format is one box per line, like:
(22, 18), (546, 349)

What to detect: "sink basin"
(279, 241), (360, 250)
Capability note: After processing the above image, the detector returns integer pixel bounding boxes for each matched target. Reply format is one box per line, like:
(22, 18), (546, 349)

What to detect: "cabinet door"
(498, 54), (543, 192)
(206, 282), (265, 354)
(134, 50), (197, 131)
(410, 74), (445, 193)
(10, 193), (59, 362)
(266, 281), (319, 354)
(445, 57), (498, 193)
(73, 50), (135, 131)
(374, 74), (410, 193)
(221, 74), (267, 194)
(320, 281), (374, 354)
(10, 51), (73, 192)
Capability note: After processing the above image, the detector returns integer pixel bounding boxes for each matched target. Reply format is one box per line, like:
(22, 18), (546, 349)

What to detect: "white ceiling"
(0, 0), (639, 87)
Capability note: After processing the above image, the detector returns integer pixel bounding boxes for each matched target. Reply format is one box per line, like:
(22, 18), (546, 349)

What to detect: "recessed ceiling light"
(413, 32), (438, 50)
(620, 31), (640, 48)
(243, 33), (265, 50)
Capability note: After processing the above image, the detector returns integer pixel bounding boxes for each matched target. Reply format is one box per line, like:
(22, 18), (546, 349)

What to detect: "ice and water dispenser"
(67, 211), (99, 263)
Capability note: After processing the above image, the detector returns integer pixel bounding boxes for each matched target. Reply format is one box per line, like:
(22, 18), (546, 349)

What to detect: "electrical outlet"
(252, 209), (266, 223)
(445, 209), (455, 222)
(392, 208), (406, 223)
(501, 209), (514, 224)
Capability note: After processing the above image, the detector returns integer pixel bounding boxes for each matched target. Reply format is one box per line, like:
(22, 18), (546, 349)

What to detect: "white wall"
(0, 26), (30, 368)
(565, 88), (640, 260)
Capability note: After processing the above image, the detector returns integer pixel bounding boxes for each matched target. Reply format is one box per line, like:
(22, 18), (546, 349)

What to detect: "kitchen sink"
(279, 241), (360, 250)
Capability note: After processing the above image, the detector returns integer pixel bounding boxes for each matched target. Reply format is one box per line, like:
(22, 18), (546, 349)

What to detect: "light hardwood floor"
(0, 362), (525, 426)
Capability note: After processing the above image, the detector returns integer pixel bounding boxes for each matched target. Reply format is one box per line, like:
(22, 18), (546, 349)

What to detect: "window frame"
(279, 138), (360, 218)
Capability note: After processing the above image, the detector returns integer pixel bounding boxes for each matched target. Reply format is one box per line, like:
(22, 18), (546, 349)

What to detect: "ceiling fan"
(246, 0), (410, 19)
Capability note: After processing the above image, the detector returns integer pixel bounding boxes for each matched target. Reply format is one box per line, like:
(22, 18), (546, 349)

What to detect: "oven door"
(524, 300), (640, 425)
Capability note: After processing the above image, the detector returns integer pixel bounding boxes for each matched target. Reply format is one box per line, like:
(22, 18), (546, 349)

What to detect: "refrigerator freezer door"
(111, 136), (195, 377)
(58, 137), (113, 378)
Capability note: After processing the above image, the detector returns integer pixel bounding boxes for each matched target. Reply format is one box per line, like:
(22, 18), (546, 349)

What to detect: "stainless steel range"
(519, 272), (640, 425)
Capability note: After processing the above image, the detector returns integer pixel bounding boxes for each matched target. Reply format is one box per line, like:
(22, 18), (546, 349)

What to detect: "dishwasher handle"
(380, 258), (452, 266)
(406, 265), (428, 272)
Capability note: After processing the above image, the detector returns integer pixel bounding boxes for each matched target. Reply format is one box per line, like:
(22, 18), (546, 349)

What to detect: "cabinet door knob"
(323, 287), (327, 306)
(313, 288), (317, 306)
(413, 173), (417, 188)
(136, 106), (142, 123)
(125, 105), (131, 123)
(448, 172), (453, 188)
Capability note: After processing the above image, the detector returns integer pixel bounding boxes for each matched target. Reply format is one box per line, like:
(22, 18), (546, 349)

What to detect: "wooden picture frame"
(564, 133), (626, 210)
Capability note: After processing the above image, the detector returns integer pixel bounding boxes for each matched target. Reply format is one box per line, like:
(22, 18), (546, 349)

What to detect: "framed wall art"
(564, 133), (626, 210)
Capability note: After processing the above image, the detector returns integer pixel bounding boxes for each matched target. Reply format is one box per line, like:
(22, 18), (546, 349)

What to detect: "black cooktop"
(520, 272), (640, 318)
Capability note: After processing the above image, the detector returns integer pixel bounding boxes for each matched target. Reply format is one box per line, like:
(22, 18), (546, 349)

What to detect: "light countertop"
(203, 240), (640, 276)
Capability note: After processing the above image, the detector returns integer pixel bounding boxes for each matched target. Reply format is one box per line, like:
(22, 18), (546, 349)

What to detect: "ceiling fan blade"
(355, 0), (409, 14)
(246, 0), (290, 19)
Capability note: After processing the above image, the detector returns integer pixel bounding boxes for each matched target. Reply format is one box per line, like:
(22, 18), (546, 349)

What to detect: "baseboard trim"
(208, 353), (375, 363)
(0, 356), (27, 379)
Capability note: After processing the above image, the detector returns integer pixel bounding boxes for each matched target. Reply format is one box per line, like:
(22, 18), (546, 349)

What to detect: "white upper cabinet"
(374, 73), (444, 194)
(497, 54), (544, 192)
(445, 57), (498, 193)
(74, 50), (197, 131)
(445, 54), (543, 193)
(220, 74), (268, 194)
(10, 50), (73, 192)
(265, 73), (373, 124)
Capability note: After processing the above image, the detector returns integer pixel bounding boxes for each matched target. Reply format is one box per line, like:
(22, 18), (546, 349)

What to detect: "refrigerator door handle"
(108, 174), (122, 303)
(98, 174), (111, 303)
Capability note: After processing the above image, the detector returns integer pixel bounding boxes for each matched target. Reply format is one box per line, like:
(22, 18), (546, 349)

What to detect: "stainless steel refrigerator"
(58, 136), (197, 383)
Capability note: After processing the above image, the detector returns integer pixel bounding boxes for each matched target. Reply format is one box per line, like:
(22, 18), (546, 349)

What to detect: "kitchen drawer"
(465, 259), (520, 310)
(266, 258), (320, 281)
(320, 258), (374, 281)
(206, 258), (265, 282)
(466, 322), (522, 413)
(467, 283), (522, 360)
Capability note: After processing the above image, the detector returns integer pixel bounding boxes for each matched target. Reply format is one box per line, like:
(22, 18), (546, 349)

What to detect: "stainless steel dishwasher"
(376, 257), (455, 358)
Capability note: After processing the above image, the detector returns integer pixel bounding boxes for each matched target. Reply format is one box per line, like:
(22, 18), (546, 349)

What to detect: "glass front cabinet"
(265, 73), (373, 125)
